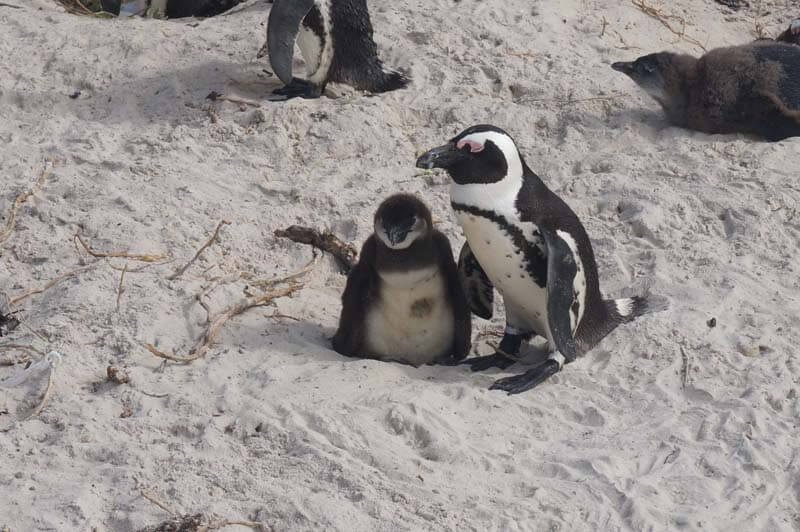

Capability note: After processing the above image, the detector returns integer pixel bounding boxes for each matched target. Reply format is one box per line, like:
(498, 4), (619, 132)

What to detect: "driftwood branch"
(274, 225), (357, 274)
(142, 261), (309, 364)
(631, 0), (707, 51)
(167, 220), (230, 280)
(1, 160), (55, 245)
(74, 233), (170, 263)
(9, 263), (99, 306)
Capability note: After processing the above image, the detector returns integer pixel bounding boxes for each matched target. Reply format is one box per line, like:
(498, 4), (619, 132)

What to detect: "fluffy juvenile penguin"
(416, 125), (666, 394)
(332, 194), (471, 366)
(267, 0), (409, 99)
(776, 19), (800, 46)
(612, 42), (800, 140)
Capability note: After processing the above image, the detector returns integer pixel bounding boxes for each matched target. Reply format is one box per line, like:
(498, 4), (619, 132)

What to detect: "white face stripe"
(448, 131), (525, 220)
(555, 230), (586, 333)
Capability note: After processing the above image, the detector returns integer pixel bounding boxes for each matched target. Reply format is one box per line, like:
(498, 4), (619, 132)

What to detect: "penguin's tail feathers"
(606, 292), (669, 325)
(370, 69), (410, 93)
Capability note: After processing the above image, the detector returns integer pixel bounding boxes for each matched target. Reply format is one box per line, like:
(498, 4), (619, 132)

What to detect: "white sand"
(1, 0), (799, 529)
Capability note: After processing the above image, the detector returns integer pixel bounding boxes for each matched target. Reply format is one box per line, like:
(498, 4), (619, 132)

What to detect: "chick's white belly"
(456, 212), (549, 336)
(364, 268), (454, 366)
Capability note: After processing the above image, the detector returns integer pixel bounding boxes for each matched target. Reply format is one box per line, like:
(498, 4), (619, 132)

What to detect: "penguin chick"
(612, 42), (800, 141)
(776, 18), (800, 46)
(267, 0), (409, 100)
(332, 194), (471, 366)
(416, 125), (667, 394)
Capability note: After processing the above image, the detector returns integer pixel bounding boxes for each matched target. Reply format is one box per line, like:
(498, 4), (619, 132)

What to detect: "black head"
(373, 194), (433, 250)
(612, 53), (673, 104)
(415, 124), (525, 185)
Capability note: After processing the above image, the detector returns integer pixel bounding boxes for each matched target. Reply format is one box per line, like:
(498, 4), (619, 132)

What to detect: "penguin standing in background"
(611, 41), (800, 140)
(416, 125), (666, 394)
(332, 194), (471, 366)
(267, 0), (409, 100)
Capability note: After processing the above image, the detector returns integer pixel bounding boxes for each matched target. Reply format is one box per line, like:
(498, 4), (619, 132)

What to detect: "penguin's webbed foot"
(271, 78), (321, 100)
(489, 360), (560, 395)
(460, 353), (517, 372)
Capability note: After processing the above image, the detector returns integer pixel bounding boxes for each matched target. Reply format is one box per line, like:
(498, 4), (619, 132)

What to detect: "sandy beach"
(1, 0), (799, 530)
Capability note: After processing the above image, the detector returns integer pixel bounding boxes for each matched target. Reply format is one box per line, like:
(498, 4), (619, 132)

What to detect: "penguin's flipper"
(457, 241), (494, 320)
(433, 232), (472, 362)
(331, 236), (377, 358)
(267, 0), (316, 86)
(489, 228), (578, 395)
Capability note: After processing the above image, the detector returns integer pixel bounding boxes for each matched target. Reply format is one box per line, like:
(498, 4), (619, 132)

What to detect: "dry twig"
(274, 225), (357, 273)
(0, 160), (54, 245)
(631, 0), (707, 52)
(116, 264), (128, 312)
(680, 346), (689, 389)
(9, 263), (99, 306)
(167, 220), (230, 280)
(75, 233), (170, 263)
(206, 91), (262, 108)
(23, 363), (56, 420)
(142, 282), (306, 363)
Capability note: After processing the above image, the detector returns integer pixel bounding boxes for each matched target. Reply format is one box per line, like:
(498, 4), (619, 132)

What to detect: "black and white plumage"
(332, 194), (471, 366)
(146, 0), (242, 18)
(267, 0), (409, 100)
(416, 125), (666, 394)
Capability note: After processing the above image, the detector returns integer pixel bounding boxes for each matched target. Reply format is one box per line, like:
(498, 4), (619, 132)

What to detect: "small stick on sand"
(0, 160), (55, 245)
(680, 346), (689, 389)
(74, 234), (170, 263)
(206, 91), (262, 108)
(23, 363), (56, 420)
(167, 220), (231, 280)
(9, 263), (99, 306)
(142, 282), (306, 364)
(274, 225), (357, 274)
(631, 0), (707, 52)
(116, 264), (128, 312)
(140, 488), (177, 516)
(0, 2), (22, 8)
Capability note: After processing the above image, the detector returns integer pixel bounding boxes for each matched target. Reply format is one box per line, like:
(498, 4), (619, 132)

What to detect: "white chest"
(364, 266), (455, 366)
(297, 0), (333, 83)
(454, 210), (550, 336)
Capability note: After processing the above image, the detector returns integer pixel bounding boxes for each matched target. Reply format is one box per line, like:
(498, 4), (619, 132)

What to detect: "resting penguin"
(332, 194), (471, 366)
(416, 125), (666, 395)
(146, 0), (243, 18)
(267, 0), (409, 99)
(776, 19), (800, 46)
(611, 42), (800, 141)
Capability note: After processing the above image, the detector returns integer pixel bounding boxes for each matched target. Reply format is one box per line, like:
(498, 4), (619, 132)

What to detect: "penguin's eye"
(457, 139), (485, 153)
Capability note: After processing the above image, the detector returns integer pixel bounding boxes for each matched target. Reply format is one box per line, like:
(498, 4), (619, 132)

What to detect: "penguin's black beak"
(416, 143), (464, 170)
(611, 61), (635, 75)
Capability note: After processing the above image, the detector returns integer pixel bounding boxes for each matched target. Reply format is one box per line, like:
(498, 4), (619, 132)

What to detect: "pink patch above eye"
(457, 139), (485, 153)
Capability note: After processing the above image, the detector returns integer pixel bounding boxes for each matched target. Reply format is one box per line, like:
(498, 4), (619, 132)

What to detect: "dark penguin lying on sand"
(776, 19), (800, 46)
(612, 41), (800, 140)
(416, 125), (667, 394)
(267, 0), (409, 99)
(332, 194), (471, 366)
(146, 0), (243, 18)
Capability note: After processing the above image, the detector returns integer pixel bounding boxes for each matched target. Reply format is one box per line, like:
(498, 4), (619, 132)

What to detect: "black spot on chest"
(410, 298), (434, 318)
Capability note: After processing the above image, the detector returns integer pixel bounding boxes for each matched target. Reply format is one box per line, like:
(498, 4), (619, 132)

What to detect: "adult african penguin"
(416, 125), (666, 394)
(612, 41), (800, 140)
(332, 194), (471, 366)
(267, 0), (409, 99)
